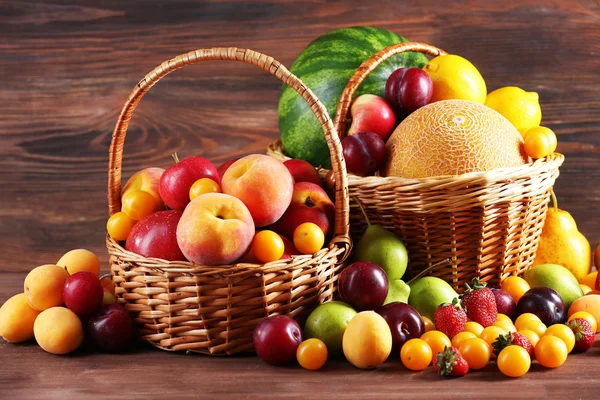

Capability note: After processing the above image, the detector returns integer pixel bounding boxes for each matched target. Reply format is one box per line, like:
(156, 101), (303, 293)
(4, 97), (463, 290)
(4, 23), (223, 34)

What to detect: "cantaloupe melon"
(383, 100), (529, 178)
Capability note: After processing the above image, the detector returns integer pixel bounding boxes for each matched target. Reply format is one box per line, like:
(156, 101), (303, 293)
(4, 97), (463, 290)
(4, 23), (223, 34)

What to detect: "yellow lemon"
(485, 86), (542, 135)
(423, 54), (487, 104)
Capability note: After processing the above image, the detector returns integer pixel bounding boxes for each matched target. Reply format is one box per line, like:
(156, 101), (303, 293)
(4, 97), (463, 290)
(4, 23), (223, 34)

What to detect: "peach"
(57, 249), (101, 276)
(34, 307), (83, 355)
(0, 293), (41, 343)
(24, 264), (69, 311)
(176, 193), (255, 265)
(122, 167), (165, 212)
(272, 182), (335, 240)
(222, 154), (293, 227)
(568, 294), (600, 326)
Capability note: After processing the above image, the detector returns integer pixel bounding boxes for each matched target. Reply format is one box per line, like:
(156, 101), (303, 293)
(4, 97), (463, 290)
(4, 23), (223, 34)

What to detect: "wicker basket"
(268, 42), (564, 290)
(106, 48), (352, 355)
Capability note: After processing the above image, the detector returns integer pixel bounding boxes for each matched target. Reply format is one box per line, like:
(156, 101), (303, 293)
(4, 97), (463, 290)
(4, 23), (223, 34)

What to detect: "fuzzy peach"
(122, 167), (165, 212)
(176, 193), (255, 265)
(221, 155), (293, 227)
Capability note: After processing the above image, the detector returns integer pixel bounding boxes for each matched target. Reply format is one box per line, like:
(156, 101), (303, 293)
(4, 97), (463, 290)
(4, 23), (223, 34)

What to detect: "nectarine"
(122, 167), (165, 212)
(222, 155), (293, 227)
(176, 193), (255, 265)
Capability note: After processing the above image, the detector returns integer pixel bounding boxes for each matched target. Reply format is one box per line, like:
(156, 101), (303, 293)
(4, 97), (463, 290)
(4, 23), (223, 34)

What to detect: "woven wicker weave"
(107, 48), (351, 355)
(268, 42), (564, 289)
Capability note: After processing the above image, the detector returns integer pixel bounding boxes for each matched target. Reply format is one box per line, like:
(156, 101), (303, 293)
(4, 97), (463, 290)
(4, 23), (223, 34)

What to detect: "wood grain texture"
(0, 0), (599, 398)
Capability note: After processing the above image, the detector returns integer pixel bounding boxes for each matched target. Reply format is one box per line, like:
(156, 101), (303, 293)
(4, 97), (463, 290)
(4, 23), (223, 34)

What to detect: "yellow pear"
(533, 192), (592, 281)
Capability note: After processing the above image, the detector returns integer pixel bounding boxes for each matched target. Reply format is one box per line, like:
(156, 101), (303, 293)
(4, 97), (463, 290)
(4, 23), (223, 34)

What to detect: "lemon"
(485, 86), (541, 136)
(423, 54), (487, 104)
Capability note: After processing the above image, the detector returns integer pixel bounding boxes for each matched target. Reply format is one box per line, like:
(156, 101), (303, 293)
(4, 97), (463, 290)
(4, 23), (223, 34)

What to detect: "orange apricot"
(0, 293), (41, 343)
(24, 264), (69, 311)
(34, 307), (84, 355)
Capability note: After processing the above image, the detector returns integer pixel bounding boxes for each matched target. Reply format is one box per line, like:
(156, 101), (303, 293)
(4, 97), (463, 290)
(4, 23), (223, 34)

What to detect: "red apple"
(341, 131), (386, 177)
(347, 94), (396, 142)
(125, 210), (186, 261)
(159, 156), (219, 210)
(271, 182), (335, 240)
(217, 157), (240, 181)
(283, 159), (323, 187)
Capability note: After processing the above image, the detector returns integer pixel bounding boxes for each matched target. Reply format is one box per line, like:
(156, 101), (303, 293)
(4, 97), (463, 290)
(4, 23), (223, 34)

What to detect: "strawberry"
(568, 318), (595, 352)
(492, 332), (534, 357)
(460, 278), (497, 327)
(434, 297), (467, 339)
(433, 346), (469, 377)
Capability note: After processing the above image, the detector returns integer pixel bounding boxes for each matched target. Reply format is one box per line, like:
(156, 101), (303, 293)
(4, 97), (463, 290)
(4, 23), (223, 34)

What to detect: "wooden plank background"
(0, 0), (599, 398)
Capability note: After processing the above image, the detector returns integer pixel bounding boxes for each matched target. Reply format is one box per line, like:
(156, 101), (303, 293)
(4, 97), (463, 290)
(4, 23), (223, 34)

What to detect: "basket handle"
(334, 42), (447, 138)
(108, 48), (351, 247)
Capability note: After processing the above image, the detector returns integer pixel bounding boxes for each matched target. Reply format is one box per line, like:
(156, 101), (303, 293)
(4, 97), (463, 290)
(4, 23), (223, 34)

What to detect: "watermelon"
(278, 26), (429, 168)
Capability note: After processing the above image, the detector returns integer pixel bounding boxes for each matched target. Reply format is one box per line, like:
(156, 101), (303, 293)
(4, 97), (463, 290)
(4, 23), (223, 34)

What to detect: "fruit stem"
(406, 258), (452, 285)
(172, 152), (180, 164)
(550, 190), (558, 212)
(353, 196), (371, 227)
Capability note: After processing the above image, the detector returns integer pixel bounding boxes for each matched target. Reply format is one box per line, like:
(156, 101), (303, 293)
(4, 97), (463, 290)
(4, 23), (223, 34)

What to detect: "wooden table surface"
(1, 0), (599, 398)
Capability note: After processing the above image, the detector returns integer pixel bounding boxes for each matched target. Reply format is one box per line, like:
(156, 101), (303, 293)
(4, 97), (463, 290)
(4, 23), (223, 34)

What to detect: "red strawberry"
(434, 297), (467, 339)
(568, 318), (595, 352)
(492, 332), (534, 357)
(433, 346), (469, 377)
(460, 278), (497, 327)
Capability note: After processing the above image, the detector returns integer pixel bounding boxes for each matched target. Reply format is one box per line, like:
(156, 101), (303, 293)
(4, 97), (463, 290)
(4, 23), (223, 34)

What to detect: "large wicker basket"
(106, 48), (352, 355)
(268, 42), (564, 290)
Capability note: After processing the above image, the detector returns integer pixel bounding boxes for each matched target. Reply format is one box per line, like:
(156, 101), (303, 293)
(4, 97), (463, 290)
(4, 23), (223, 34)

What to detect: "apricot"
(342, 311), (392, 369)
(34, 307), (83, 354)
(568, 294), (600, 325)
(0, 293), (41, 343)
(57, 249), (100, 276)
(24, 264), (69, 311)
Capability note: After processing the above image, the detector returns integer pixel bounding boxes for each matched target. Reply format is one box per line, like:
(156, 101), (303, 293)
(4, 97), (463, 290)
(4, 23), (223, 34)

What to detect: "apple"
(221, 154), (294, 227)
(377, 302), (424, 354)
(122, 167), (165, 212)
(271, 182), (335, 240)
(159, 156), (219, 210)
(176, 193), (255, 265)
(125, 210), (186, 261)
(347, 94), (396, 142)
(217, 157), (240, 181)
(283, 159), (323, 187)
(341, 131), (386, 177)
(385, 67), (433, 115)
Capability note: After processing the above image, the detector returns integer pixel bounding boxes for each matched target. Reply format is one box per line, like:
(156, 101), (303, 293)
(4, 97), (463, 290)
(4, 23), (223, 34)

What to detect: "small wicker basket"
(268, 42), (564, 290)
(106, 48), (352, 355)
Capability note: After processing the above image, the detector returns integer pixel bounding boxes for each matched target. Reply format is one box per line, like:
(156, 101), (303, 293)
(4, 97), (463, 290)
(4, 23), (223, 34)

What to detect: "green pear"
(354, 201), (408, 280)
(384, 279), (410, 305)
(523, 263), (583, 310)
(408, 276), (458, 320)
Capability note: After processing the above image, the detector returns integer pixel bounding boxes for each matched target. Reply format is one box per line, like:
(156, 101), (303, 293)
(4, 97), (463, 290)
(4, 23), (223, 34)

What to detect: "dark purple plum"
(377, 302), (424, 354)
(385, 67), (433, 115)
(516, 286), (566, 326)
(341, 132), (386, 177)
(88, 304), (134, 352)
(253, 315), (302, 365)
(491, 288), (517, 321)
(338, 262), (388, 311)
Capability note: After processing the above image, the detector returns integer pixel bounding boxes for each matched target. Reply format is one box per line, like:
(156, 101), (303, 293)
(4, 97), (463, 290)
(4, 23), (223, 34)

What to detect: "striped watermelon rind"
(278, 26), (429, 168)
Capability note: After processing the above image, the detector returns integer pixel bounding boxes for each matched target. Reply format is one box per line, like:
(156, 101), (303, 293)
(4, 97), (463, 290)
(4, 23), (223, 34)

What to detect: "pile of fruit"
(0, 249), (133, 354)
(253, 261), (600, 376)
(106, 153), (338, 265)
(280, 26), (557, 180)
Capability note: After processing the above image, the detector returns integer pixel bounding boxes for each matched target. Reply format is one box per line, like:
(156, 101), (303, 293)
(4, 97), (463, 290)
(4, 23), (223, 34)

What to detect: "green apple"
(303, 301), (357, 356)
